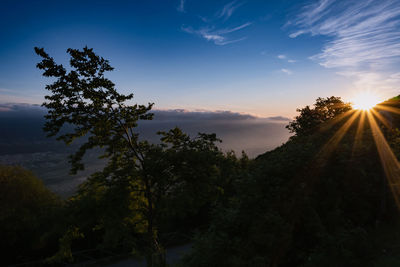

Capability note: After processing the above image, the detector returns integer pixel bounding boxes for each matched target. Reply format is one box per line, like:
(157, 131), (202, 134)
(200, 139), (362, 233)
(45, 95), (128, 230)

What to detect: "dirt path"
(106, 244), (191, 267)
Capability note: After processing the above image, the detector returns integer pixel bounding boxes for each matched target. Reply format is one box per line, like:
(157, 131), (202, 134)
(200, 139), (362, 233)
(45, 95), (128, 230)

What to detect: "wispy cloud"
(180, 1), (250, 45)
(217, 0), (244, 21)
(182, 23), (250, 45)
(277, 54), (296, 63)
(177, 0), (186, 13)
(289, 0), (400, 95)
(281, 68), (293, 75)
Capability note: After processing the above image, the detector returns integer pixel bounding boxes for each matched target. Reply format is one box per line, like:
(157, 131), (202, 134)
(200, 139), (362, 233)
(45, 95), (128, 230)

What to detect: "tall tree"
(35, 46), (164, 266)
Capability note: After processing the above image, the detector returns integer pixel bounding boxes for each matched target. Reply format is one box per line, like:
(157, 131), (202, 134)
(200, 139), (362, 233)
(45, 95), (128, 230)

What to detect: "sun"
(351, 91), (381, 110)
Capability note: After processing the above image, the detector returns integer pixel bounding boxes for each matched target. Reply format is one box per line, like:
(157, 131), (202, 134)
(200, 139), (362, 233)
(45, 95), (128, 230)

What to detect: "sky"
(1, 0), (400, 118)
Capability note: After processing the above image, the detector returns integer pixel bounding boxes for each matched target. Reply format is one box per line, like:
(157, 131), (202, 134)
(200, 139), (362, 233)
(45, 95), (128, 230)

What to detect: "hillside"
(182, 97), (400, 267)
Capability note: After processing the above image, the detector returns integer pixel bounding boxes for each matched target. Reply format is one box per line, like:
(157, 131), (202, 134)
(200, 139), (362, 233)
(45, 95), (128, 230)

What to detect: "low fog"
(0, 103), (292, 158)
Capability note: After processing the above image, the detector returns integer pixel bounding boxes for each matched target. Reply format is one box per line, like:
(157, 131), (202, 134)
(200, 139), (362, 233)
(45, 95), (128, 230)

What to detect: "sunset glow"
(351, 91), (381, 110)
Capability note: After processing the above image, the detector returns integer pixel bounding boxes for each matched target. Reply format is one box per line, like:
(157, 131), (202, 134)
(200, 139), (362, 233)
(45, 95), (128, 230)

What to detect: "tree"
(35, 46), (163, 266)
(182, 97), (400, 267)
(60, 126), (232, 264)
(155, 128), (227, 234)
(35, 47), (238, 266)
(0, 165), (61, 265)
(286, 96), (352, 137)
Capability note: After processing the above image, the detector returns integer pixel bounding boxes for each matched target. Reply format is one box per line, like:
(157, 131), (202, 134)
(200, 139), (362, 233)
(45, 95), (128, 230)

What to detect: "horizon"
(0, 102), (291, 159)
(2, 0), (399, 118)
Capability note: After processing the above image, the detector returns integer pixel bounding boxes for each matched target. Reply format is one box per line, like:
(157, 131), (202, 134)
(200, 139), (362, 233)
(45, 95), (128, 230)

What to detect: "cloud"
(281, 68), (293, 75)
(277, 54), (297, 63)
(139, 110), (290, 157)
(182, 22), (251, 45)
(180, 1), (250, 45)
(288, 0), (400, 95)
(135, 109), (292, 157)
(267, 116), (291, 121)
(150, 109), (290, 122)
(177, 0), (185, 13)
(288, 30), (305, 38)
(276, 54), (297, 63)
(0, 103), (45, 117)
(0, 103), (291, 158)
(217, 0), (244, 21)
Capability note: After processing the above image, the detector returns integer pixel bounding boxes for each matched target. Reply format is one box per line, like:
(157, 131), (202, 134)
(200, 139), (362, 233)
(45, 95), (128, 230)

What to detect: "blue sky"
(1, 0), (399, 117)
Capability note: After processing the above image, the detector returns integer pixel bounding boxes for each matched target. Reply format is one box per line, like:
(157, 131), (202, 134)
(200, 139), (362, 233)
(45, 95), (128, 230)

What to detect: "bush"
(0, 165), (63, 264)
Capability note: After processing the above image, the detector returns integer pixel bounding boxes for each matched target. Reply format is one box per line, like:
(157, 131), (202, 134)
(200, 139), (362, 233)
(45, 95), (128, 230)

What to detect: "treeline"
(182, 97), (400, 267)
(0, 130), (247, 265)
(2, 47), (400, 266)
(53, 128), (249, 264)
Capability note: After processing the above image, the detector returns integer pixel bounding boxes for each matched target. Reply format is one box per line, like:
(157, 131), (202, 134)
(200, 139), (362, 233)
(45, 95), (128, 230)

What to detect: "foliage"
(34, 46), (153, 174)
(0, 165), (62, 265)
(155, 129), (247, 237)
(35, 47), (243, 266)
(35, 46), (164, 265)
(286, 96), (352, 137)
(57, 127), (246, 259)
(30, 46), (400, 266)
(182, 98), (400, 267)
(45, 227), (84, 264)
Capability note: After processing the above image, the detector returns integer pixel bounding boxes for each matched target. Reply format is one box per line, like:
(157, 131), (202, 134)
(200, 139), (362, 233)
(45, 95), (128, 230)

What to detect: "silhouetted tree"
(287, 96), (352, 137)
(35, 46), (163, 266)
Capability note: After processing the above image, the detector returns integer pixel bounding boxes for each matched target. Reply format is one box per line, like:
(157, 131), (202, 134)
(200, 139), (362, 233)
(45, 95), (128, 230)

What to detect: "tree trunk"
(145, 178), (165, 267)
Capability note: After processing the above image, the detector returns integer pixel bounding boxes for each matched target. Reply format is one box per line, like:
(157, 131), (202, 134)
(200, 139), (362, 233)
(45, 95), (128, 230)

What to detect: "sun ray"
(366, 111), (400, 209)
(370, 108), (393, 129)
(352, 110), (367, 155)
(375, 104), (400, 116)
(317, 110), (361, 161)
(319, 109), (357, 133)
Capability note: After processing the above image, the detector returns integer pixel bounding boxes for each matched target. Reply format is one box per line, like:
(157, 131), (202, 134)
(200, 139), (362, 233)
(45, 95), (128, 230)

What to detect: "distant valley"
(0, 103), (292, 196)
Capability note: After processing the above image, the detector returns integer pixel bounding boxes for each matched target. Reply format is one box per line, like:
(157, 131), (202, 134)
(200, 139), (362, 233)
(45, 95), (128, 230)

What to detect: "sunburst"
(312, 95), (400, 209)
(351, 91), (381, 110)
